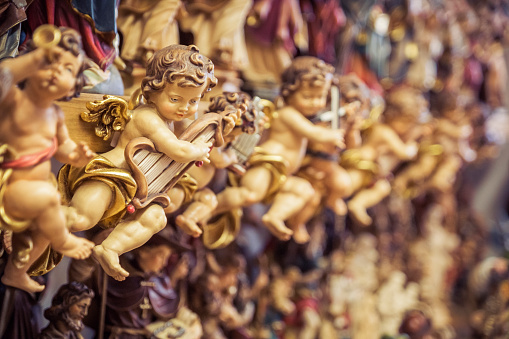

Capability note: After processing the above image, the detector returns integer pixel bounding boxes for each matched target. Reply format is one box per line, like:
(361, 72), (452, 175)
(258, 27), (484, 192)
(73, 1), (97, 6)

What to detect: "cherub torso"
(257, 107), (309, 175)
(0, 93), (59, 182)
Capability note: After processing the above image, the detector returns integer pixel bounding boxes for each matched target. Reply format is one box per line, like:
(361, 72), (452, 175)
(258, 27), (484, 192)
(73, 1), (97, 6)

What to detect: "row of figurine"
(0, 22), (506, 337)
(6, 0), (507, 105)
(3, 224), (509, 339)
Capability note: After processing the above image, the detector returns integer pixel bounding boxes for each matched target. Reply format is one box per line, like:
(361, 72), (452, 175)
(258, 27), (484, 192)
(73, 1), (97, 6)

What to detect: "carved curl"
(81, 95), (131, 141)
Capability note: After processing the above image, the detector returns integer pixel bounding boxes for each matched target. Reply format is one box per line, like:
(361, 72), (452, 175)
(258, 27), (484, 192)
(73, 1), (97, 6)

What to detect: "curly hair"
(22, 26), (87, 101)
(280, 56), (334, 102)
(207, 92), (257, 134)
(44, 281), (95, 323)
(141, 44), (218, 101)
(384, 85), (424, 122)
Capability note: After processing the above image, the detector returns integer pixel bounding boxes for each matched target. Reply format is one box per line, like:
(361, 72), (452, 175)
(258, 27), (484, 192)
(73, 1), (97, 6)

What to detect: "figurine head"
(134, 226), (191, 274)
(384, 85), (426, 133)
(208, 91), (257, 139)
(141, 45), (218, 121)
(280, 56), (334, 117)
(43, 281), (94, 333)
(141, 44), (218, 101)
(23, 27), (87, 101)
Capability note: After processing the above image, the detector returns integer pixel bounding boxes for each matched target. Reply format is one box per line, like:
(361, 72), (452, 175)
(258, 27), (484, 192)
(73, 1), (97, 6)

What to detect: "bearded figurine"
(39, 281), (94, 339)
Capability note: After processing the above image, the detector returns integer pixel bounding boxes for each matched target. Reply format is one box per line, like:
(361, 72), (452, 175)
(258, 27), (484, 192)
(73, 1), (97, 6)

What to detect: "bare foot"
(328, 197), (348, 216)
(347, 201), (372, 226)
(176, 215), (203, 237)
(2, 272), (45, 293)
(53, 234), (94, 259)
(93, 245), (129, 281)
(262, 214), (293, 241)
(292, 223), (310, 244)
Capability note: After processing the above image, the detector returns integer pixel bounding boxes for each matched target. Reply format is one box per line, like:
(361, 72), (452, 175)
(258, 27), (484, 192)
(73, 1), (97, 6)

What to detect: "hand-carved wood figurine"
(39, 281), (94, 339)
(58, 44), (218, 281)
(176, 92), (259, 248)
(212, 56), (344, 243)
(0, 25), (95, 293)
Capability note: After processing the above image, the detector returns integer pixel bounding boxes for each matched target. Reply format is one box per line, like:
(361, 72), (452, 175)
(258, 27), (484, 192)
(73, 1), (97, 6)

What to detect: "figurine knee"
(375, 180), (392, 197)
(289, 178), (315, 202)
(194, 188), (218, 209)
(242, 187), (265, 206)
(138, 205), (167, 233)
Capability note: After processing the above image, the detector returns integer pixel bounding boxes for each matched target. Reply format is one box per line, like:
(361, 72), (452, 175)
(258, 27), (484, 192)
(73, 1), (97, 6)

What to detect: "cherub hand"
(35, 45), (65, 68)
(328, 130), (345, 149)
(69, 142), (97, 167)
(405, 142), (418, 159)
(222, 114), (237, 136)
(344, 101), (362, 120)
(192, 139), (213, 163)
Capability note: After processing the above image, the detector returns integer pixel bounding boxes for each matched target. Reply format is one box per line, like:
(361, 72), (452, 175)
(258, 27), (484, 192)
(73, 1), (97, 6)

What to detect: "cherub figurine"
(341, 85), (425, 226)
(0, 26), (95, 293)
(60, 44), (216, 281)
(289, 74), (371, 231)
(39, 281), (94, 338)
(175, 92), (258, 238)
(212, 56), (344, 243)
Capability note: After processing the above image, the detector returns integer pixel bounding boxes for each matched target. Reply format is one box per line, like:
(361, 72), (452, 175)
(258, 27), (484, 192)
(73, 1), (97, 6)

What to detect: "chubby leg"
(299, 308), (321, 339)
(324, 165), (352, 216)
(68, 180), (114, 231)
(2, 229), (49, 293)
(287, 189), (322, 237)
(347, 179), (391, 226)
(93, 203), (167, 281)
(214, 166), (272, 215)
(163, 186), (186, 215)
(262, 176), (315, 243)
(176, 188), (217, 237)
(4, 180), (94, 259)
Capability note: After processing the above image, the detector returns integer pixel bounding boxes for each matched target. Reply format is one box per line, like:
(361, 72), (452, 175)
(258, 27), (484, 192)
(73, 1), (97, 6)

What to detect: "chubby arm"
(0, 48), (51, 105)
(136, 109), (212, 163)
(279, 106), (345, 148)
(374, 124), (417, 159)
(209, 146), (238, 169)
(54, 106), (96, 166)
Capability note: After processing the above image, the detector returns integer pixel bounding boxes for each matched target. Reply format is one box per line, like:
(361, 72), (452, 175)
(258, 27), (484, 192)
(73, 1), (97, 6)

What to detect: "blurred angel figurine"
(0, 26), (95, 293)
(213, 56), (344, 243)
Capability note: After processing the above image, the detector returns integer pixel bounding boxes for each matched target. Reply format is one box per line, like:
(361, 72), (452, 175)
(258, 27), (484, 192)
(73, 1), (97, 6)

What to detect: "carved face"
(286, 80), (330, 117)
(67, 297), (92, 325)
(29, 49), (82, 100)
(138, 244), (173, 274)
(150, 81), (207, 122)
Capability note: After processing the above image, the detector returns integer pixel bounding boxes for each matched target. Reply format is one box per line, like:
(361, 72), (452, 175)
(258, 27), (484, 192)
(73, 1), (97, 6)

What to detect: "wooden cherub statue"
(288, 73), (371, 232)
(39, 281), (94, 338)
(0, 26), (95, 293)
(59, 44), (216, 281)
(212, 56), (344, 243)
(174, 92), (258, 240)
(341, 85), (425, 226)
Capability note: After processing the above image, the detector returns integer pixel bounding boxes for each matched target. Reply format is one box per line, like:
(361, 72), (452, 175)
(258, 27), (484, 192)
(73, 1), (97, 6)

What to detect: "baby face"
(150, 81), (207, 122)
(287, 80), (330, 117)
(31, 49), (82, 99)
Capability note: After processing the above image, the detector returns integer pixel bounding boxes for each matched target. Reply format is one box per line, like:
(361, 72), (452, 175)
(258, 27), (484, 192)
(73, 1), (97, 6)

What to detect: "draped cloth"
(24, 0), (117, 70)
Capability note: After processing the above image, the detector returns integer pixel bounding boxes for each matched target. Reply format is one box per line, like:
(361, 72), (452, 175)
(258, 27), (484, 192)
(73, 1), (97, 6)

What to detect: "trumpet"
(32, 24), (61, 62)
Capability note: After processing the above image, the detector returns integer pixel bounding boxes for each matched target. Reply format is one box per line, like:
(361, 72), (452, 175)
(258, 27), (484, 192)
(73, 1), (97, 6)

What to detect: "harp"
(125, 112), (228, 211)
(228, 97), (275, 174)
